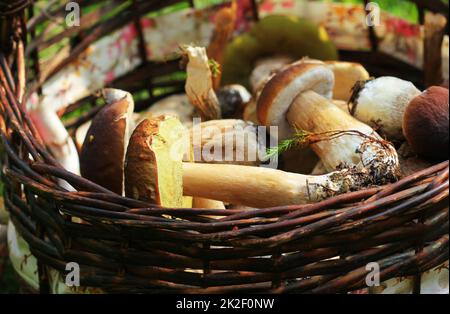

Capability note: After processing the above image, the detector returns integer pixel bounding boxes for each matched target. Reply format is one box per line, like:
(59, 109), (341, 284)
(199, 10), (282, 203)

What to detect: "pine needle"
(265, 129), (312, 159)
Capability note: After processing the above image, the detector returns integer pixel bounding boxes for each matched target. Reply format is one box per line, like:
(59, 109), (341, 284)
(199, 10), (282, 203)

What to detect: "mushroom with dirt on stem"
(257, 59), (400, 183)
(126, 115), (399, 209)
(183, 45), (221, 121)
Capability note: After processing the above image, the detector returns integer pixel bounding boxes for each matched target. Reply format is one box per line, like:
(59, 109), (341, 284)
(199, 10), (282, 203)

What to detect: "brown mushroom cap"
(80, 91), (134, 194)
(403, 86), (449, 161)
(125, 116), (186, 207)
(257, 59), (334, 139)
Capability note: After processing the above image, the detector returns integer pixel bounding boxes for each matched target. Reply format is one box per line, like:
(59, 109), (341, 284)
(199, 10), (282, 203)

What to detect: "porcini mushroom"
(349, 76), (421, 140)
(125, 116), (187, 207)
(257, 59), (399, 181)
(257, 59), (334, 140)
(403, 86), (449, 161)
(126, 116), (398, 208)
(80, 88), (134, 195)
(183, 46), (221, 120)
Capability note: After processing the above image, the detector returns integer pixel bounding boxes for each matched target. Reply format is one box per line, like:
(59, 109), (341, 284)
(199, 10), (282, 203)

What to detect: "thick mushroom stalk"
(256, 59), (399, 185)
(183, 163), (375, 208)
(184, 46), (221, 120)
(287, 91), (399, 183)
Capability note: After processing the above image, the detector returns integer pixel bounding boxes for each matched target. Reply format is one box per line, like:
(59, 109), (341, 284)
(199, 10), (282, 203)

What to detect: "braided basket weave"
(0, 0), (448, 294)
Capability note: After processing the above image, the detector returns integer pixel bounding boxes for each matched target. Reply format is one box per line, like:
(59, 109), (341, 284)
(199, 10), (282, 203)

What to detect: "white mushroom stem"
(184, 46), (221, 120)
(286, 91), (399, 182)
(28, 93), (80, 191)
(183, 163), (374, 208)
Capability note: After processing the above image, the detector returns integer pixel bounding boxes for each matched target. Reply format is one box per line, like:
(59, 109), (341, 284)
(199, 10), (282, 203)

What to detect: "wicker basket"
(0, 0), (448, 294)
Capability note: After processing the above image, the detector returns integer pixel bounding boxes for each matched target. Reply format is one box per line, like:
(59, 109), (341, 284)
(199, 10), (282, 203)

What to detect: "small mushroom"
(257, 59), (399, 182)
(403, 86), (449, 161)
(349, 76), (421, 141)
(257, 58), (333, 140)
(217, 84), (252, 119)
(126, 116), (398, 208)
(80, 88), (134, 195)
(183, 46), (221, 120)
(189, 119), (266, 166)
